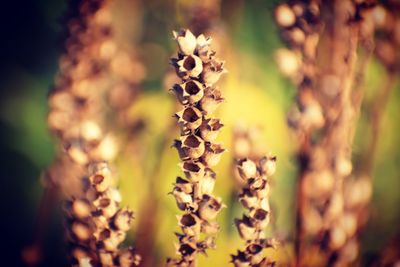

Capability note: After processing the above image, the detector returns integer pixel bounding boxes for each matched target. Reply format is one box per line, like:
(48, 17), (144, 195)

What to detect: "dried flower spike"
(46, 0), (140, 265)
(167, 29), (226, 267)
(231, 157), (278, 267)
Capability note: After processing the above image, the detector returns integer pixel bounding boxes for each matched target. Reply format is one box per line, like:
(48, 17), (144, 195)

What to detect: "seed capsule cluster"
(275, 1), (384, 266)
(274, 1), (324, 131)
(167, 29), (226, 267)
(67, 163), (140, 267)
(46, 0), (140, 266)
(231, 157), (278, 267)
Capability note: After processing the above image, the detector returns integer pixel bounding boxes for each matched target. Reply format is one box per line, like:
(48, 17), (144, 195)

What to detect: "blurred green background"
(0, 0), (399, 266)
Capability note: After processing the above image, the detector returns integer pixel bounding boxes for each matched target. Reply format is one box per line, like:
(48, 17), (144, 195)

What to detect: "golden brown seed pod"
(202, 143), (225, 167)
(195, 169), (216, 197)
(90, 172), (112, 193)
(200, 88), (224, 115)
(198, 195), (224, 221)
(172, 185), (193, 211)
(174, 177), (193, 194)
(235, 216), (257, 241)
(274, 48), (301, 78)
(113, 208), (134, 232)
(250, 208), (270, 229)
(201, 59), (226, 85)
(180, 161), (206, 182)
(178, 214), (201, 237)
(239, 189), (258, 210)
(237, 159), (257, 180)
(259, 155), (277, 176)
(173, 29), (197, 56)
(201, 221), (220, 235)
(172, 80), (205, 105)
(180, 134), (206, 159)
(70, 199), (91, 219)
(80, 120), (103, 143)
(118, 248), (141, 267)
(71, 222), (92, 241)
(275, 4), (296, 27)
(199, 118), (223, 142)
(99, 252), (114, 266)
(176, 55), (203, 78)
(175, 106), (203, 131)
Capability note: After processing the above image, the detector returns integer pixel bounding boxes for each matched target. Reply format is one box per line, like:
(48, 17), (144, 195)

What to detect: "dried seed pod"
(113, 208), (134, 232)
(198, 195), (224, 221)
(178, 214), (201, 237)
(250, 208), (270, 229)
(246, 243), (264, 265)
(180, 135), (206, 159)
(89, 164), (113, 193)
(173, 140), (189, 160)
(196, 34), (214, 62)
(67, 143), (89, 165)
(274, 48), (301, 78)
(173, 185), (194, 211)
(201, 221), (220, 235)
(202, 143), (225, 167)
(275, 4), (296, 27)
(173, 29), (197, 55)
(175, 106), (203, 131)
(199, 118), (223, 142)
(80, 120), (103, 143)
(201, 59), (226, 85)
(175, 80), (205, 104)
(101, 230), (126, 251)
(200, 88), (224, 115)
(180, 161), (206, 182)
(239, 189), (258, 210)
(178, 243), (197, 259)
(118, 248), (141, 267)
(71, 222), (91, 241)
(196, 169), (216, 196)
(235, 216), (257, 241)
(176, 55), (203, 78)
(231, 250), (251, 267)
(174, 176), (193, 194)
(237, 159), (257, 180)
(70, 199), (91, 219)
(259, 156), (277, 176)
(99, 252), (114, 266)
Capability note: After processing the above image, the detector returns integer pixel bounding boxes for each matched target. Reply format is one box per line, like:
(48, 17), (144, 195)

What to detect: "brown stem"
(295, 132), (310, 267)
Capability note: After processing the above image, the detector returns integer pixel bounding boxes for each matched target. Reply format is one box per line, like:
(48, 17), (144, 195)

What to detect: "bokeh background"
(0, 0), (399, 266)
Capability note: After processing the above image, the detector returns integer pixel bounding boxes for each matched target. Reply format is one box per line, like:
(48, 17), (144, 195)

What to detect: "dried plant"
(274, 1), (383, 266)
(46, 0), (140, 265)
(231, 156), (278, 267)
(166, 29), (226, 267)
